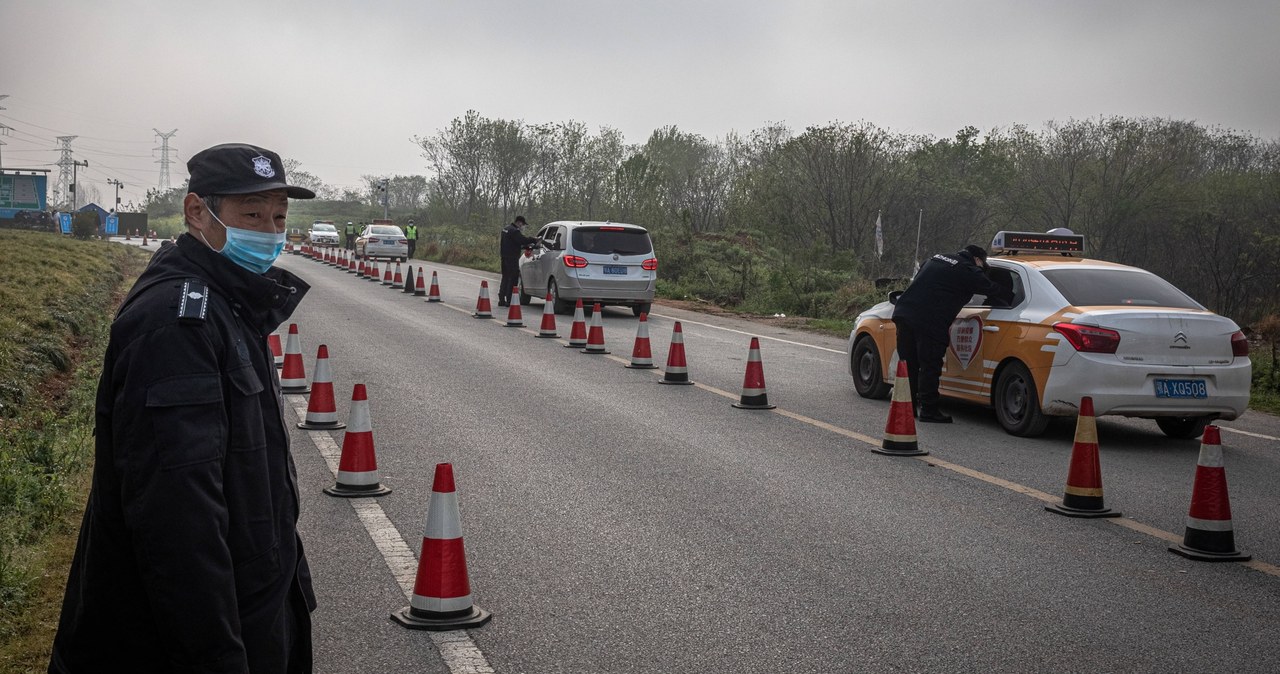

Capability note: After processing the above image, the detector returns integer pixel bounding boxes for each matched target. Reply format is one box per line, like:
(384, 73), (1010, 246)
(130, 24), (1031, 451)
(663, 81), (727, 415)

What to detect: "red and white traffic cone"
(297, 345), (346, 430)
(348, 254), (358, 274)
(1169, 426), (1250, 561)
(268, 332), (284, 368)
(873, 360), (926, 456)
(279, 323), (310, 394)
(392, 463), (492, 630)
(732, 337), (775, 409)
(426, 271), (442, 302)
(626, 312), (657, 369)
(536, 292), (559, 338)
(473, 280), (493, 318)
(357, 258), (367, 278)
(1046, 397), (1120, 518)
(324, 384), (392, 497)
(141, 231), (149, 247)
(414, 267), (427, 296)
(505, 285), (525, 327)
(564, 299), (588, 348)
(403, 264), (416, 294)
(367, 260), (380, 282)
(382, 263), (394, 286)
(582, 303), (609, 354)
(659, 321), (693, 385)
(392, 263), (405, 289)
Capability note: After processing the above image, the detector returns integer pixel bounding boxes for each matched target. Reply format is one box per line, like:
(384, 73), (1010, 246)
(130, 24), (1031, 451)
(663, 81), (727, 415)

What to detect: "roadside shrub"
(71, 212), (98, 240)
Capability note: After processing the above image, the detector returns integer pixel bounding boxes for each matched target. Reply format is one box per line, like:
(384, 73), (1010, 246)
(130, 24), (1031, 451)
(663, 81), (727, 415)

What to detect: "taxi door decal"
(949, 315), (982, 369)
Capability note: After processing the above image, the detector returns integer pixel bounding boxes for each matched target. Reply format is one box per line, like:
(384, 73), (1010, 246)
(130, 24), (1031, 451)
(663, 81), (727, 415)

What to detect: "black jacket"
(500, 222), (537, 260)
(892, 250), (1013, 332)
(51, 234), (315, 673)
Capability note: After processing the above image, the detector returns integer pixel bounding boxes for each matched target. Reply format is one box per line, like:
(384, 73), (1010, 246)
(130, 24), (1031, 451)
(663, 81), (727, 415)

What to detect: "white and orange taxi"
(848, 231), (1251, 437)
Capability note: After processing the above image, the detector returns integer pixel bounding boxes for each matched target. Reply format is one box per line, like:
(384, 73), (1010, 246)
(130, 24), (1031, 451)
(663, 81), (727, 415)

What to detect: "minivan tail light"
(563, 255), (588, 268)
(1052, 322), (1121, 354)
(1231, 330), (1249, 357)
(641, 258), (658, 271)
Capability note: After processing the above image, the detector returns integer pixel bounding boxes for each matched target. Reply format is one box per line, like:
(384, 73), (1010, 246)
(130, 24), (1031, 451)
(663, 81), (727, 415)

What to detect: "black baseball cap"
(186, 143), (315, 199)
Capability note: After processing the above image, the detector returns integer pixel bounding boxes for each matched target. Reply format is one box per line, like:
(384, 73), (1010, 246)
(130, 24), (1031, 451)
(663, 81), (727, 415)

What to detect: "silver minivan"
(518, 221), (657, 315)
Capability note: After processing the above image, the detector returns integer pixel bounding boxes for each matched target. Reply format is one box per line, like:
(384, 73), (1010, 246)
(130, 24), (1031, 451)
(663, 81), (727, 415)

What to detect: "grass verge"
(0, 230), (150, 671)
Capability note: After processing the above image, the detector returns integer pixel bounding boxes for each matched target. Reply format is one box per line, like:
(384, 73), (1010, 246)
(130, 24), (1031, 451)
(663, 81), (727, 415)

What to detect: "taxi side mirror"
(888, 290), (904, 305)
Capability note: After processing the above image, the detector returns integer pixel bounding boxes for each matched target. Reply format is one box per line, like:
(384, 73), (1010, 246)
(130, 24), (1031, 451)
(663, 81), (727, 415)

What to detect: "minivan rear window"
(1041, 269), (1202, 309)
(571, 227), (652, 255)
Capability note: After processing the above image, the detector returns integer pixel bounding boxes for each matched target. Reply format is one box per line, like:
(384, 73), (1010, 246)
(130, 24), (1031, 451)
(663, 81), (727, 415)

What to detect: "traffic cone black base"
(298, 419), (346, 430)
(732, 398), (776, 410)
(323, 482), (392, 498)
(1169, 540), (1251, 563)
(1045, 503), (1122, 519)
(391, 605), (492, 631)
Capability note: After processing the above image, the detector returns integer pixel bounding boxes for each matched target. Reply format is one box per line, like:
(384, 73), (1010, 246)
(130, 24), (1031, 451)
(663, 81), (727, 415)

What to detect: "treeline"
(411, 112), (1280, 324)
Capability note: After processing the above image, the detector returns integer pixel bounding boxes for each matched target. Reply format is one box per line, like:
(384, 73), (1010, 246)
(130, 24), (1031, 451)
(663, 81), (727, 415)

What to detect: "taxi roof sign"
(990, 230), (1085, 256)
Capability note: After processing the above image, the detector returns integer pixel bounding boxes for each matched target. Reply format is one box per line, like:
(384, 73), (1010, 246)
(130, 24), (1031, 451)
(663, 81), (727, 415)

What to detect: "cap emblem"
(251, 155), (276, 178)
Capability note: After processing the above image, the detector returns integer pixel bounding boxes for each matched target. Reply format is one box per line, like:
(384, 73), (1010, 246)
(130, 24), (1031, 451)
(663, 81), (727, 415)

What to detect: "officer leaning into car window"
(498, 215), (538, 307)
(49, 143), (317, 673)
(405, 219), (418, 258)
(345, 220), (356, 249)
(891, 244), (1013, 424)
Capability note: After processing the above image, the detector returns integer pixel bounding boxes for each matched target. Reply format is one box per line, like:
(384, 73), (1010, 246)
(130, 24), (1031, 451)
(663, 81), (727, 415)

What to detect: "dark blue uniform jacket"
(892, 250), (1013, 332)
(51, 233), (315, 673)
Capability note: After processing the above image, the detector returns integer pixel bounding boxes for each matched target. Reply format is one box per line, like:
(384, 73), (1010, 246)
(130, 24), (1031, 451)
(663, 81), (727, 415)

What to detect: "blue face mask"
(202, 209), (286, 274)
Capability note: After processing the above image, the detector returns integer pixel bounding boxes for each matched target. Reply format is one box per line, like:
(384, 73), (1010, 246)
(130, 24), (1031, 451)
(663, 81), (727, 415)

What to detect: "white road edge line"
(288, 398), (495, 674)
(1219, 425), (1280, 442)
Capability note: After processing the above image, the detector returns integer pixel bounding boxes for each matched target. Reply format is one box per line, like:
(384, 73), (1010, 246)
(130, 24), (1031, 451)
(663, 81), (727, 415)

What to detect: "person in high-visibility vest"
(344, 221), (356, 250)
(404, 219), (418, 258)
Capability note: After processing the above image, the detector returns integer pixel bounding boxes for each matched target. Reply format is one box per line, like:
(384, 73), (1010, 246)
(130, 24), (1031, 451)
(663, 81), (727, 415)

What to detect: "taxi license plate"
(603, 265), (627, 275)
(1154, 379), (1207, 399)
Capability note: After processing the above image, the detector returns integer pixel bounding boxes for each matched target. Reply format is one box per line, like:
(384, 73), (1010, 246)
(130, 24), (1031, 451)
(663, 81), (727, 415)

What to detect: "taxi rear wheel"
(851, 337), (892, 400)
(994, 361), (1050, 437)
(1155, 416), (1211, 439)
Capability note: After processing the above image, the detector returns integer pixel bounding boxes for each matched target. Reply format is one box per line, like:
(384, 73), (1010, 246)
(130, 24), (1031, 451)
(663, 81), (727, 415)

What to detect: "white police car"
(848, 230), (1251, 438)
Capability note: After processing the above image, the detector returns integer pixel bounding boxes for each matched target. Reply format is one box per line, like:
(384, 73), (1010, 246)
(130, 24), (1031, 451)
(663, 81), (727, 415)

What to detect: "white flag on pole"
(874, 212), (883, 260)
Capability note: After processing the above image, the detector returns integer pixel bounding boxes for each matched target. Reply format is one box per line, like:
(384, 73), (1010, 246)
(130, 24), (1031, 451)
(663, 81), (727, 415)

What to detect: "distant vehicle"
(518, 221), (657, 316)
(308, 221), (339, 246)
(355, 224), (408, 262)
(848, 230), (1251, 438)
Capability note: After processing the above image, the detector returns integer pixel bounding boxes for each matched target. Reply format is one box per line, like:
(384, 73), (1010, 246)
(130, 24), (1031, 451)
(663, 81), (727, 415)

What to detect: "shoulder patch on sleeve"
(177, 279), (210, 324)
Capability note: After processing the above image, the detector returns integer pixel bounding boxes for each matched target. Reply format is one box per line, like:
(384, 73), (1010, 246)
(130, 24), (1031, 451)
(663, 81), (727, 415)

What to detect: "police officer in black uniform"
(50, 143), (317, 673)
(892, 244), (1013, 423)
(498, 215), (538, 307)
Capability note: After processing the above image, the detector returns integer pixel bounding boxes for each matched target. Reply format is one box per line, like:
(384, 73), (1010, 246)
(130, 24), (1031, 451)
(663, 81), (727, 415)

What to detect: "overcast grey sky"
(3, 0), (1277, 207)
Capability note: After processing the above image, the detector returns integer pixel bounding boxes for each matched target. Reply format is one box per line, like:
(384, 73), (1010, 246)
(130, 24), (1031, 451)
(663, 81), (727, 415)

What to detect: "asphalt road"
(122, 240), (1280, 672)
